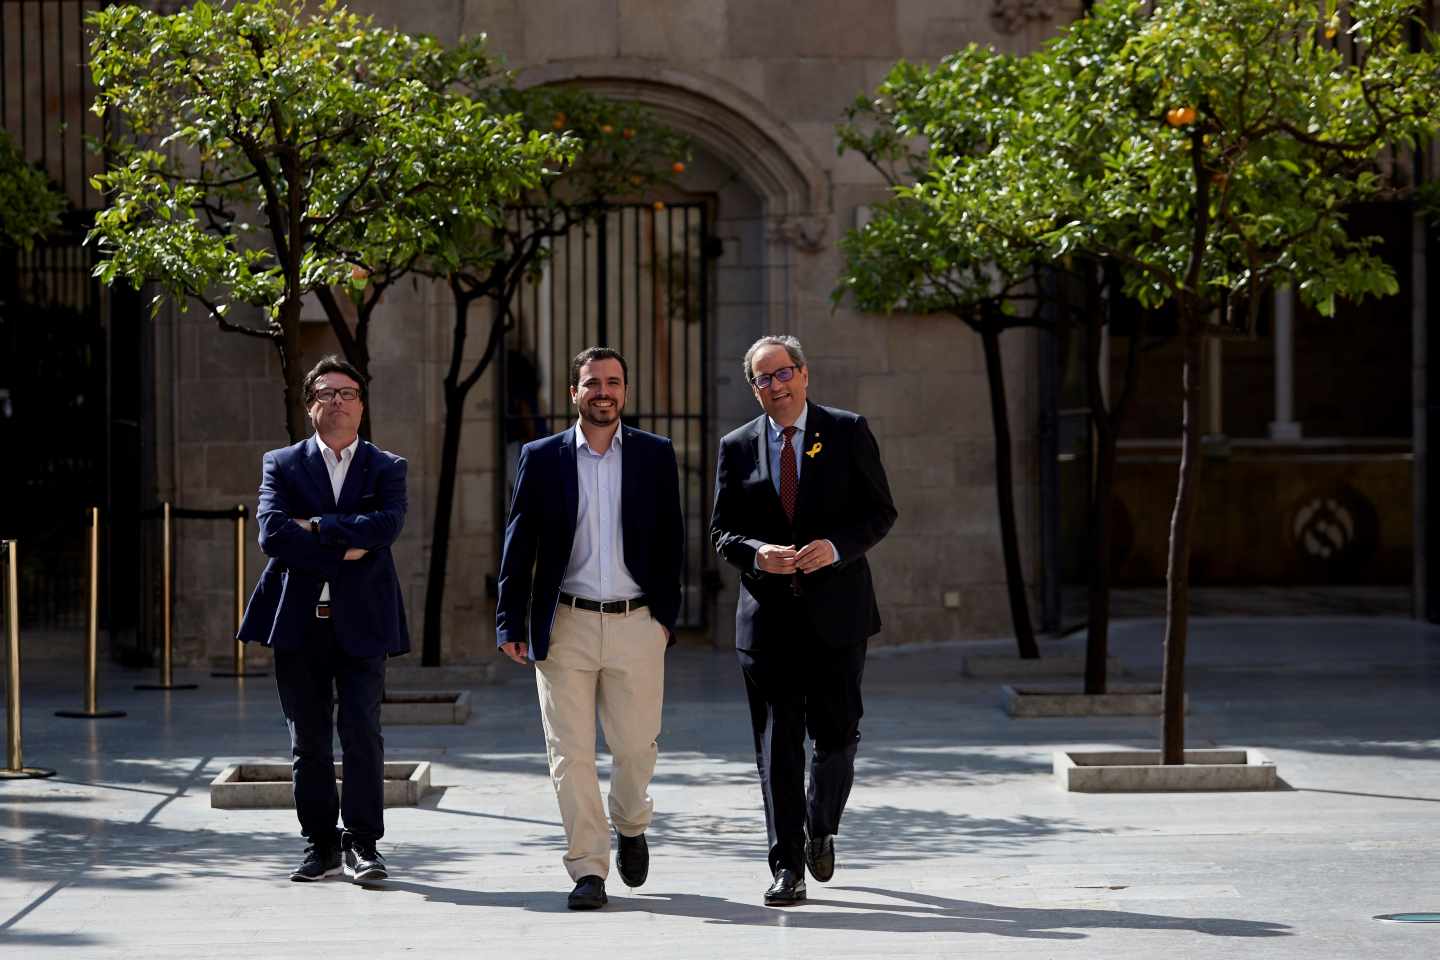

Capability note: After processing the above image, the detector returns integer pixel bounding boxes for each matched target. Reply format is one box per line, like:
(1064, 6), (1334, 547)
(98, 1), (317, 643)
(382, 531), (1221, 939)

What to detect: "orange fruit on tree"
(1165, 105), (1197, 127)
(621, 128), (636, 139)
(653, 200), (666, 211)
(671, 161), (686, 174)
(600, 124), (614, 134)
(552, 112), (567, 129)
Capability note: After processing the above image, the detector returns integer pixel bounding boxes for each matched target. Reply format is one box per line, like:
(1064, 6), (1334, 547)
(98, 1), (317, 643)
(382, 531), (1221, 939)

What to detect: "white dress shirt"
(315, 433), (359, 603)
(560, 422), (644, 602)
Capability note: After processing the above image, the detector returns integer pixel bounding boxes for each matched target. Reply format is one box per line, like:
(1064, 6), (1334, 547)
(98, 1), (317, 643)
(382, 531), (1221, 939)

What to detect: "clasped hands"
(756, 540), (835, 575)
(292, 517), (367, 561)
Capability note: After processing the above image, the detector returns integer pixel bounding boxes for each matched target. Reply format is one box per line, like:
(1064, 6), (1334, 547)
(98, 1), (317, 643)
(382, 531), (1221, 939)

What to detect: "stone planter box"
(210, 761), (432, 809)
(1003, 684), (1184, 717)
(963, 653), (1122, 679)
(382, 690), (471, 725)
(1054, 749), (1279, 793)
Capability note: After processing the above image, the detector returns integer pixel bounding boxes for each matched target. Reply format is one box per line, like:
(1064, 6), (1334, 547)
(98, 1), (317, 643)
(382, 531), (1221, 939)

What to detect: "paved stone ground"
(2, 616), (1439, 958)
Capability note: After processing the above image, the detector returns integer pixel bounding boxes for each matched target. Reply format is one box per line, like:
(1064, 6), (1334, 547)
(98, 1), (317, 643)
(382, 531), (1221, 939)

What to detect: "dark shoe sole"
(347, 866), (388, 881)
(290, 866), (343, 882)
(567, 894), (608, 910)
(806, 860), (834, 883)
(764, 890), (807, 906)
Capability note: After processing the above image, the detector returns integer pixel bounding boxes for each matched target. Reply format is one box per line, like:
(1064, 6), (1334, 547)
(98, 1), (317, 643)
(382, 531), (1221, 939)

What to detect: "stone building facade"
(142, 0), (1081, 667)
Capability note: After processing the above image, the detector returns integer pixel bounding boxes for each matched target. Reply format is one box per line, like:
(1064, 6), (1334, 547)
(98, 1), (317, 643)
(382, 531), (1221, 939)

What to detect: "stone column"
(1268, 285), (1303, 441)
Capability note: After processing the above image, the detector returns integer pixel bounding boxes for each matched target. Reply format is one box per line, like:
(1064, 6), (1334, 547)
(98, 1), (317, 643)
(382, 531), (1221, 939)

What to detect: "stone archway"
(516, 60), (832, 645)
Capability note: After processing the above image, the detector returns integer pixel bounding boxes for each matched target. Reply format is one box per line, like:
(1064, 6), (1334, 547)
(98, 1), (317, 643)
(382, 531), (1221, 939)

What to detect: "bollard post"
(57, 508), (126, 719)
(136, 502), (197, 691)
(0, 539), (56, 779)
(212, 505), (265, 678)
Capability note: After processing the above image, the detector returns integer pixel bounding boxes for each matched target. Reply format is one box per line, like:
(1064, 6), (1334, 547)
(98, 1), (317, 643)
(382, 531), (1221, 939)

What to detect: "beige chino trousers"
(535, 603), (667, 881)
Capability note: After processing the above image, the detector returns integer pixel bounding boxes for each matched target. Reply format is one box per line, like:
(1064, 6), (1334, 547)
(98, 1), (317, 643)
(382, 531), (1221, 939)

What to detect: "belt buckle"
(315, 603), (331, 619)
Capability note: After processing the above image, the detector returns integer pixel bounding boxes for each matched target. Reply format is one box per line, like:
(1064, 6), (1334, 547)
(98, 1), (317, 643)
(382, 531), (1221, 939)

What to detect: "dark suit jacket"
(496, 424), (684, 661)
(710, 402), (896, 651)
(237, 436), (409, 658)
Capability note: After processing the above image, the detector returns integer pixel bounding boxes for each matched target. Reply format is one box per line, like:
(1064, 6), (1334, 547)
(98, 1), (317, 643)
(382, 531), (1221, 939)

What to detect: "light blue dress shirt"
(765, 407), (808, 495)
(560, 422), (645, 602)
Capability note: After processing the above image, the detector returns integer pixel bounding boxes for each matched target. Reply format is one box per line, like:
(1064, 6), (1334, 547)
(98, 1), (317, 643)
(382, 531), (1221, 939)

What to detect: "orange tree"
(844, 0), (1440, 756)
(87, 0), (571, 440)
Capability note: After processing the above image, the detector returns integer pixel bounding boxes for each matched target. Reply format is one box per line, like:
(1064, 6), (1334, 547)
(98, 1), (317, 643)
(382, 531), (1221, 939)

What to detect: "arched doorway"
(507, 62), (831, 645)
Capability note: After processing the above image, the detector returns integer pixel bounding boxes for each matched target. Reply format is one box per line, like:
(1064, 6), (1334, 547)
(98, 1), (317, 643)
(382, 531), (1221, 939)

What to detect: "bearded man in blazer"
(497, 346), (683, 910)
(238, 355), (408, 884)
(710, 335), (897, 906)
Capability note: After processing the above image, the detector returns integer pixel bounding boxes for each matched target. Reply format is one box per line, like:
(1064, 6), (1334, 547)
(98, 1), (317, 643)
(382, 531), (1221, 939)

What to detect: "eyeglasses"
(749, 365), (799, 390)
(312, 387), (361, 403)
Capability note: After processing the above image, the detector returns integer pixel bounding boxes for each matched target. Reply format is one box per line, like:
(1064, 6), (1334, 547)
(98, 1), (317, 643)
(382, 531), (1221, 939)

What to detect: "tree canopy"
(86, 0), (575, 438)
(0, 130), (66, 251)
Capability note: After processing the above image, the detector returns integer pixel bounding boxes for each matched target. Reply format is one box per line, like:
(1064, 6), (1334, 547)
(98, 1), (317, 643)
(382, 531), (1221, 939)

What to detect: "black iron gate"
(499, 202), (712, 629)
(2, 0), (144, 649)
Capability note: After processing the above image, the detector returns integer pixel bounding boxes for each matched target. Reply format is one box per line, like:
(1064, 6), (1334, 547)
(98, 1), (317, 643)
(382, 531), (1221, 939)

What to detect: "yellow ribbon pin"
(805, 442), (823, 459)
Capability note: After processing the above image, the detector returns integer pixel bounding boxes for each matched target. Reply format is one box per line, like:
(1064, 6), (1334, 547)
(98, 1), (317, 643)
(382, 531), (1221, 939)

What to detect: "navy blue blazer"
(711, 402), (896, 652)
(237, 436), (409, 658)
(496, 424), (684, 661)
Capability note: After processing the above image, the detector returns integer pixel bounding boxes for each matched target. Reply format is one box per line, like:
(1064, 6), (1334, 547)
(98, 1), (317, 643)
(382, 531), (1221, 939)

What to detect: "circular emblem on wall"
(1289, 484), (1379, 579)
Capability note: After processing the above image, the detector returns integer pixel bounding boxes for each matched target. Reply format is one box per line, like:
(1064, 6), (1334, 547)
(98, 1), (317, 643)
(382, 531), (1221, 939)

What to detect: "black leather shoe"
(616, 831), (649, 888)
(764, 867), (807, 906)
(568, 875), (608, 910)
(805, 833), (835, 883)
(290, 844), (342, 882)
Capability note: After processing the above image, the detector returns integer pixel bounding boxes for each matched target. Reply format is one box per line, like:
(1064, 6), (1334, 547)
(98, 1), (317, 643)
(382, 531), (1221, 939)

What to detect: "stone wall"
(163, 0), (1080, 663)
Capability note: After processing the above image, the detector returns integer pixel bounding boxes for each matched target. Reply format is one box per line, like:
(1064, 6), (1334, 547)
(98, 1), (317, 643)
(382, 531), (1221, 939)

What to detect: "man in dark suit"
(710, 335), (897, 906)
(238, 355), (408, 884)
(497, 346), (683, 910)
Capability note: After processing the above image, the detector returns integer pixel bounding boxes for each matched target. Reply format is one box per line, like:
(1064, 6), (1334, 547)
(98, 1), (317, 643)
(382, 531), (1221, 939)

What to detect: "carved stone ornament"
(990, 0), (1055, 35)
(768, 215), (827, 254)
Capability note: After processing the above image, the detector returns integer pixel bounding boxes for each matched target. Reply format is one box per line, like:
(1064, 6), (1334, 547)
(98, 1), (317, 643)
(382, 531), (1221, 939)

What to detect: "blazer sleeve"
(653, 438), (685, 633)
(495, 443), (539, 647)
(824, 415), (897, 565)
(710, 435), (765, 575)
(316, 456), (408, 550)
(255, 451), (345, 578)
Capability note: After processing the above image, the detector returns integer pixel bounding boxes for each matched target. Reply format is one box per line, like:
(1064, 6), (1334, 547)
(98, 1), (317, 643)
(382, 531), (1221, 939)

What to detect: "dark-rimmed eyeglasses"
(749, 365), (799, 390)
(312, 387), (361, 404)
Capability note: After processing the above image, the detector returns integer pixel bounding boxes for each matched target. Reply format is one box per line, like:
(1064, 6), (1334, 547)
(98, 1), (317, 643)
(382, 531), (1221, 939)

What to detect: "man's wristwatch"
(309, 517), (320, 535)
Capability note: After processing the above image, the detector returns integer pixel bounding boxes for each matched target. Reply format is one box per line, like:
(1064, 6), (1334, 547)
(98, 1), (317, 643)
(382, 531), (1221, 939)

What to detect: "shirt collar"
(767, 405), (808, 440)
(574, 421), (622, 454)
(314, 433), (359, 465)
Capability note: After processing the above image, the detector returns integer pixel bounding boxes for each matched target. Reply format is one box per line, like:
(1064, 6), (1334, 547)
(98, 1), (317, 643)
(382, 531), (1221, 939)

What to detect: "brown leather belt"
(315, 603), (331, 619)
(558, 592), (647, 615)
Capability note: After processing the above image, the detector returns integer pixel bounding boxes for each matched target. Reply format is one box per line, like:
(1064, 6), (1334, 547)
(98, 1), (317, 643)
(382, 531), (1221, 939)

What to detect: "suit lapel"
(751, 415), (772, 489)
(793, 403), (827, 530)
(302, 437), (338, 511)
(336, 440), (372, 510)
(560, 427), (580, 540)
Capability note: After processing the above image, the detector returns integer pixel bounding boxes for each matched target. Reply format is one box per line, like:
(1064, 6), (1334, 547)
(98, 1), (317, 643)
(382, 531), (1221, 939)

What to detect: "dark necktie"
(779, 426), (798, 522)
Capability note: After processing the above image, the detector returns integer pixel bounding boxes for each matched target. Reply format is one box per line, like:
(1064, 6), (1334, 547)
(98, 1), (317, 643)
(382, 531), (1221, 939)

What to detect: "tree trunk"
(1083, 272), (1113, 695)
(278, 298), (307, 443)
(1161, 328), (1205, 764)
(980, 324), (1040, 659)
(421, 381), (465, 667)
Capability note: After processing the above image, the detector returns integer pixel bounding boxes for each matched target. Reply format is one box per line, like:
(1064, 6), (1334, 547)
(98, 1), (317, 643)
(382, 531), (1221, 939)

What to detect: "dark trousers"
(273, 617), (386, 850)
(737, 626), (866, 875)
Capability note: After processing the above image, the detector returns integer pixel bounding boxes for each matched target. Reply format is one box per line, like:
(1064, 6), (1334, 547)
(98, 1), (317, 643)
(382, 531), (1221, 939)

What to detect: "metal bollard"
(57, 507), (126, 719)
(1, 539), (56, 779)
(212, 505), (265, 679)
(136, 502), (197, 691)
